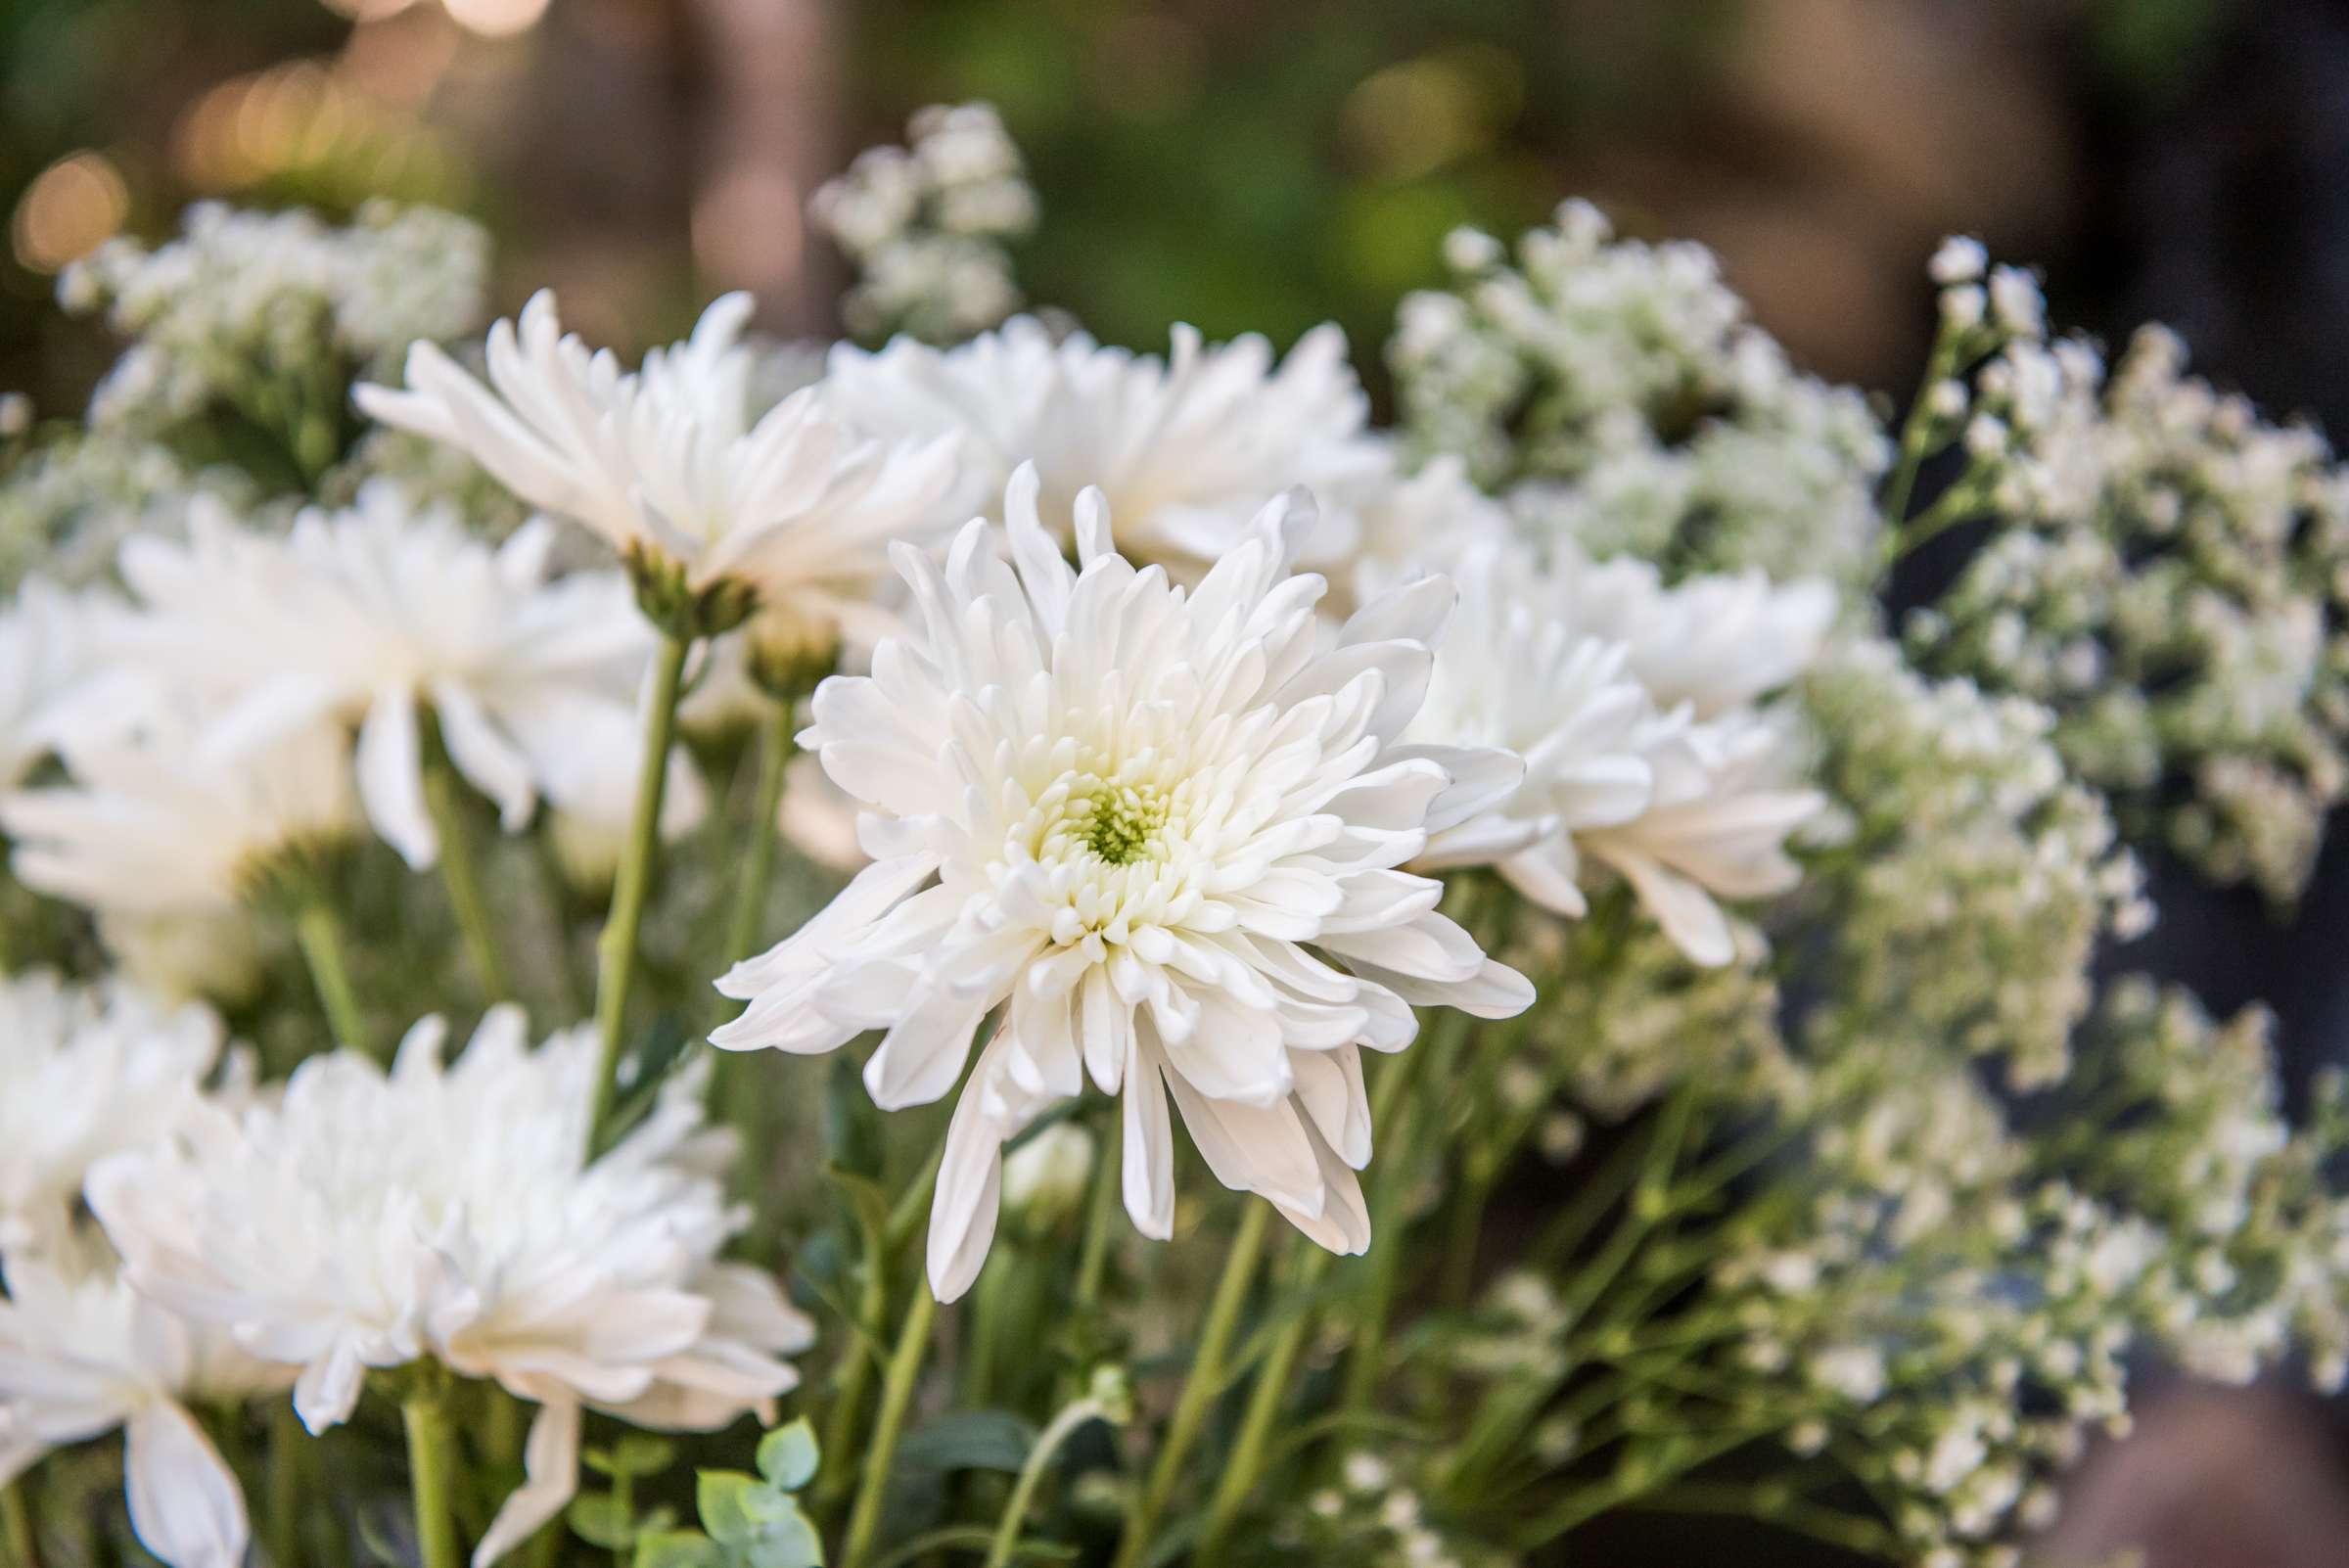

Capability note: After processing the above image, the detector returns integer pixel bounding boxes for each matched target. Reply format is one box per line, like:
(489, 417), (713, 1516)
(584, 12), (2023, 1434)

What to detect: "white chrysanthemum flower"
(820, 315), (1389, 577)
(713, 465), (1533, 1300)
(1552, 548), (1838, 720)
(1404, 541), (1655, 915)
(0, 973), (224, 1253)
(0, 1239), (292, 1568)
(0, 578), (95, 789)
(0, 711), (355, 917)
(355, 291), (964, 634)
(1580, 711), (1823, 966)
(107, 486), (665, 869)
(85, 1007), (813, 1566)
(1349, 453), (1514, 579)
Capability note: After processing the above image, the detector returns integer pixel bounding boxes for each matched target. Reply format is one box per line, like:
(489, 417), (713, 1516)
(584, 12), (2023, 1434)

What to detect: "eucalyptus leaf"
(757, 1417), (821, 1492)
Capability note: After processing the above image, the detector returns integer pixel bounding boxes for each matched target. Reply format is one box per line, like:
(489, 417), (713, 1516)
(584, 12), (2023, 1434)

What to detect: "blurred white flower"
(109, 486), (659, 869)
(0, 577), (97, 789)
(1554, 548), (1837, 720)
(1582, 713), (1823, 967)
(356, 292), (963, 634)
(86, 1006), (812, 1566)
(714, 466), (1531, 1299)
(0, 712), (355, 917)
(1404, 540), (1653, 916)
(821, 316), (1389, 578)
(0, 1239), (292, 1568)
(0, 973), (223, 1253)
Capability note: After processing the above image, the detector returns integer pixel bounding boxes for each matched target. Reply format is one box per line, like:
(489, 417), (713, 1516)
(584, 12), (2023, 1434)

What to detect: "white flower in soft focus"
(1552, 547), (1838, 720)
(355, 291), (964, 631)
(820, 315), (1390, 577)
(108, 486), (663, 869)
(0, 712), (355, 916)
(85, 1006), (812, 1567)
(1349, 454), (1514, 579)
(0, 1238), (292, 1568)
(1404, 540), (1654, 915)
(0, 578), (96, 789)
(0, 973), (223, 1253)
(713, 466), (1533, 1300)
(1581, 711), (1823, 966)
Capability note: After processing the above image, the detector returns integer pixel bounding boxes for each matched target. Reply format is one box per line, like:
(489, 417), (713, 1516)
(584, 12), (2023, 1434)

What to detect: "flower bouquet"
(3, 103), (2347, 1568)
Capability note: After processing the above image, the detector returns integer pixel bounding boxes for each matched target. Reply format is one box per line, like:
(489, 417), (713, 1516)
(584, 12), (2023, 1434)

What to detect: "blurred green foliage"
(837, 0), (1740, 370)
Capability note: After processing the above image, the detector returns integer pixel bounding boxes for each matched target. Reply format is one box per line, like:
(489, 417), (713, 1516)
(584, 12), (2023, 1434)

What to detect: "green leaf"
(635, 1531), (725, 1568)
(823, 1166), (893, 1251)
(894, 1410), (1036, 1475)
(696, 1471), (769, 1546)
(824, 1054), (884, 1177)
(744, 1507), (825, 1568)
(568, 1493), (635, 1550)
(756, 1418), (821, 1492)
(614, 1435), (678, 1477)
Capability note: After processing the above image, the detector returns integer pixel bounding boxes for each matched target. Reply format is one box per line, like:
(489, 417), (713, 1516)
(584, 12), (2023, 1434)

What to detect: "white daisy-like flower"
(1552, 547), (1838, 720)
(0, 577), (95, 789)
(85, 1006), (814, 1566)
(107, 485), (666, 869)
(0, 1238), (292, 1568)
(1404, 541), (1655, 915)
(820, 315), (1390, 577)
(355, 291), (964, 637)
(1350, 453), (1514, 579)
(0, 973), (224, 1253)
(1580, 711), (1824, 966)
(0, 710), (355, 917)
(713, 465), (1533, 1301)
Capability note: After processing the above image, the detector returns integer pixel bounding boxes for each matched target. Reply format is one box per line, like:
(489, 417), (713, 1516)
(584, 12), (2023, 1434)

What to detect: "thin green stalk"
(267, 1402), (305, 1567)
(294, 896), (368, 1053)
(1073, 1120), (1123, 1314)
(1620, 1486), (1894, 1554)
(421, 746), (511, 998)
(720, 696), (795, 968)
(1199, 1244), (1329, 1558)
(715, 696), (795, 1166)
(588, 632), (690, 1147)
(1509, 1425), (1763, 1550)
(1878, 318), (1963, 538)
(3, 1479), (41, 1568)
(983, 1391), (1113, 1568)
(1111, 1202), (1271, 1568)
(841, 1286), (941, 1568)
(1337, 1012), (1457, 1419)
(402, 1389), (463, 1568)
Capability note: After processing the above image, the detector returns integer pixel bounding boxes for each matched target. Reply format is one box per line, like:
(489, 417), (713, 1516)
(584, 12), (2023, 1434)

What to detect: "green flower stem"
(1111, 1201), (1272, 1568)
(720, 695), (796, 970)
(715, 695), (795, 1168)
(1621, 1485), (1895, 1555)
(1508, 1424), (1766, 1551)
(1336, 1007), (1461, 1421)
(1879, 315), (1964, 538)
(294, 895), (368, 1054)
(588, 631), (690, 1148)
(1072, 1120), (1122, 1315)
(402, 1387), (463, 1568)
(841, 1285), (941, 1568)
(984, 1392), (1113, 1568)
(3, 1479), (41, 1568)
(267, 1402), (305, 1568)
(1199, 1242), (1330, 1559)
(421, 744), (512, 998)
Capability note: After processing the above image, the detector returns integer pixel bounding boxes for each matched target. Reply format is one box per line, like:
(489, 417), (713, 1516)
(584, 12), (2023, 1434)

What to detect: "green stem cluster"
(1112, 1201), (1271, 1568)
(587, 631), (690, 1147)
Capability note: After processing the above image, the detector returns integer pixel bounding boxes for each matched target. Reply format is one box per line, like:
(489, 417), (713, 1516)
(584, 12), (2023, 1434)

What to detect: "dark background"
(5, 2), (2348, 1560)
